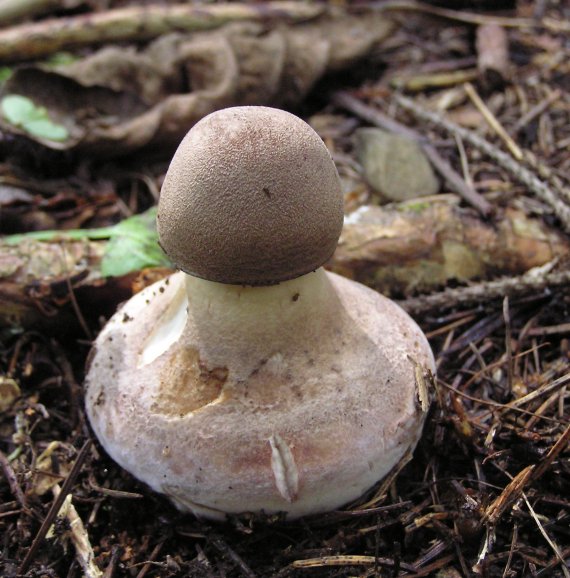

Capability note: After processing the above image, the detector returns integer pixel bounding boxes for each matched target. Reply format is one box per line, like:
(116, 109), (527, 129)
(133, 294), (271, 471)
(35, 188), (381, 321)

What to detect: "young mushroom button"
(85, 106), (436, 520)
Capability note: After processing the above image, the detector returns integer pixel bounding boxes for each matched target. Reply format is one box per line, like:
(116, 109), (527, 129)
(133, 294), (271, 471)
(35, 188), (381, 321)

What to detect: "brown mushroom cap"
(157, 106), (344, 285)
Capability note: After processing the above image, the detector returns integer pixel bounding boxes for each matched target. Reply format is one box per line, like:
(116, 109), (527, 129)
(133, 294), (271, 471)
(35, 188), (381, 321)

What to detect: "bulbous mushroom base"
(85, 270), (435, 520)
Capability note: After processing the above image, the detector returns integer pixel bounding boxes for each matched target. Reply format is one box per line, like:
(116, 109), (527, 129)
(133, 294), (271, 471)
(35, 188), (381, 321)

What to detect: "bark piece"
(476, 23), (510, 89)
(331, 201), (569, 296)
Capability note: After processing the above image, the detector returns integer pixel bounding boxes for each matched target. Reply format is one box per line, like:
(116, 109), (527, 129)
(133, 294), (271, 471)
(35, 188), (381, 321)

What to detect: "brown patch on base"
(152, 347), (227, 416)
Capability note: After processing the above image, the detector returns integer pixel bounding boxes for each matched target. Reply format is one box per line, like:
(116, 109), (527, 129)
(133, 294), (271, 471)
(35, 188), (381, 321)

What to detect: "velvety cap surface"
(157, 106), (344, 285)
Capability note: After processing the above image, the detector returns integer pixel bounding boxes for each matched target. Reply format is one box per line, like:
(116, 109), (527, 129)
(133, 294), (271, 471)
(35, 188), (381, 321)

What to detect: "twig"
(502, 524), (519, 578)
(527, 322), (570, 336)
(210, 535), (257, 578)
(483, 465), (534, 525)
(88, 479), (144, 499)
(523, 494), (570, 578)
(530, 423), (570, 484)
(374, 0), (537, 28)
(537, 547), (570, 577)
(464, 82), (523, 160)
(502, 297), (514, 395)
(59, 244), (93, 341)
(398, 264), (570, 315)
(0, 2), (324, 62)
(512, 89), (562, 134)
(18, 440), (92, 575)
(0, 448), (27, 508)
(102, 545), (123, 578)
(291, 555), (417, 572)
(334, 91), (493, 216)
(0, 0), (84, 25)
(507, 372), (570, 411)
(134, 541), (165, 578)
(395, 94), (570, 232)
(51, 484), (103, 578)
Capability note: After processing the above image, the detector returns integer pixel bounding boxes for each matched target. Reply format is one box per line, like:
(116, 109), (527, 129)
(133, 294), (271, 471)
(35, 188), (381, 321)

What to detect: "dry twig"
(381, 0), (527, 26)
(18, 440), (92, 575)
(334, 91), (493, 216)
(395, 94), (570, 233)
(464, 82), (523, 160)
(399, 263), (570, 315)
(50, 484), (103, 578)
(0, 2), (323, 61)
(0, 0), (83, 25)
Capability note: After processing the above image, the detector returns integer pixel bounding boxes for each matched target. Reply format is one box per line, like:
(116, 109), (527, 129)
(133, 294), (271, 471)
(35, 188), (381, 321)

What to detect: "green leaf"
(0, 67), (13, 84)
(3, 207), (171, 278)
(44, 52), (78, 67)
(100, 208), (171, 277)
(1, 94), (37, 125)
(1, 94), (69, 142)
(23, 118), (69, 141)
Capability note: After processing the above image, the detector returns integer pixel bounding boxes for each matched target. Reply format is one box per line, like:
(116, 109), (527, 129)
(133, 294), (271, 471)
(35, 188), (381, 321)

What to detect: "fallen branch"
(394, 94), (570, 233)
(0, 0), (84, 25)
(0, 2), (324, 62)
(398, 263), (570, 316)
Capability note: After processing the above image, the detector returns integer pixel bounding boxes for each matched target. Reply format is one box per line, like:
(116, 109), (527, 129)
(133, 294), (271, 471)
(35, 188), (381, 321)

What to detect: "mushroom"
(85, 106), (435, 520)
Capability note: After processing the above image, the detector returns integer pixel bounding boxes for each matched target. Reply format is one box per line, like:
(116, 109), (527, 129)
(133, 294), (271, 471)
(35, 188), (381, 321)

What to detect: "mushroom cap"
(157, 106), (344, 285)
(85, 270), (435, 520)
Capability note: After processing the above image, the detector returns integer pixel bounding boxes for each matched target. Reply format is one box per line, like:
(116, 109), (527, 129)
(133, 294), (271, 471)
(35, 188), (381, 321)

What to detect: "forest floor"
(0, 1), (569, 577)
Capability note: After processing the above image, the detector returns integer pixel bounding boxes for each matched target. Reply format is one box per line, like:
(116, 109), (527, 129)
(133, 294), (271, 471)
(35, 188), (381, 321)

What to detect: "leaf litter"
(0, 1), (569, 577)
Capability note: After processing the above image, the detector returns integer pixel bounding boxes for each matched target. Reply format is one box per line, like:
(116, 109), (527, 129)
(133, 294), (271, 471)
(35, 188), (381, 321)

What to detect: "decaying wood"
(378, 0), (551, 29)
(1, 13), (394, 157)
(331, 201), (569, 296)
(476, 23), (510, 88)
(0, 236), (170, 330)
(0, 2), (324, 62)
(1, 200), (566, 330)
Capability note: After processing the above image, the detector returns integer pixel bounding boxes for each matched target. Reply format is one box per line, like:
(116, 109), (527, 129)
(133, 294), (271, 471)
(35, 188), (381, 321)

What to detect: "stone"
(355, 128), (440, 201)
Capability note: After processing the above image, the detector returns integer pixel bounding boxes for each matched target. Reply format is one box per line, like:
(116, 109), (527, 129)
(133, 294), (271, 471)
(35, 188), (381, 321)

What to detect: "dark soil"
(1, 1), (569, 577)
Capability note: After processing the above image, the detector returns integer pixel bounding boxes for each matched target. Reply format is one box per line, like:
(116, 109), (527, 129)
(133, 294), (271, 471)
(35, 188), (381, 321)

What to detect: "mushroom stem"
(140, 268), (340, 376)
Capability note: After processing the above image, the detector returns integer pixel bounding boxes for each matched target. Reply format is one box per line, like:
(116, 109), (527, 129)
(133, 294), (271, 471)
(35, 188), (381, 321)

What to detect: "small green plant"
(44, 52), (78, 67)
(3, 208), (171, 278)
(0, 67), (12, 83)
(1, 94), (69, 141)
(100, 209), (170, 277)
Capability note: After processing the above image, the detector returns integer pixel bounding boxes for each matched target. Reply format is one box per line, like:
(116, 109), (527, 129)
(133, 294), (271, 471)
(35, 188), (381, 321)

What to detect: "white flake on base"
(269, 433), (299, 503)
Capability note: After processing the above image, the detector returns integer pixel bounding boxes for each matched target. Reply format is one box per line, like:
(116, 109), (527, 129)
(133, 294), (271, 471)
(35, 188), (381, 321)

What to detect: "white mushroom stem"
(141, 268), (340, 379)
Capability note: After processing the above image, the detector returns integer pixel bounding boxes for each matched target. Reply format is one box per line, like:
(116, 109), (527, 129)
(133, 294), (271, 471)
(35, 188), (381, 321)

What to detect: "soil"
(0, 1), (569, 577)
